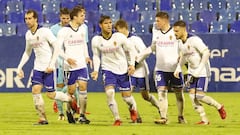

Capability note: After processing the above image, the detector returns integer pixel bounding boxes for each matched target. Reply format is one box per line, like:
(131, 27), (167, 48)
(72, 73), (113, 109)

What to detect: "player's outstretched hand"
(128, 65), (135, 75)
(91, 71), (98, 81)
(17, 69), (24, 79)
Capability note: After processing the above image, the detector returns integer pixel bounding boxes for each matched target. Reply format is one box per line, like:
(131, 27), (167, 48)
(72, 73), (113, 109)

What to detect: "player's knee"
(46, 91), (55, 99)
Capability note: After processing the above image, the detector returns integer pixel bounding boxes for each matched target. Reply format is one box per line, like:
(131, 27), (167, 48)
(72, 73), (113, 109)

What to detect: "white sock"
(189, 94), (208, 122)
(33, 94), (46, 120)
(158, 90), (168, 119)
(146, 94), (160, 110)
(55, 91), (70, 102)
(175, 91), (185, 116)
(106, 89), (120, 120)
(123, 95), (137, 111)
(79, 90), (87, 114)
(200, 95), (222, 110)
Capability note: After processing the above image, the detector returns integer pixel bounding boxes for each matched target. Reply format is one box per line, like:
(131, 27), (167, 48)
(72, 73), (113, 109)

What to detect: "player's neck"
(70, 21), (80, 30)
(102, 31), (112, 39)
(30, 23), (38, 33)
(161, 24), (171, 32)
(182, 32), (188, 43)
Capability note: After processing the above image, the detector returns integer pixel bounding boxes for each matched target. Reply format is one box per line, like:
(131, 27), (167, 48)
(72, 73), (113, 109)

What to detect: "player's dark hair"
(99, 15), (111, 24)
(60, 7), (70, 15)
(155, 11), (169, 20)
(173, 20), (187, 28)
(26, 9), (38, 20)
(114, 19), (128, 30)
(70, 5), (85, 20)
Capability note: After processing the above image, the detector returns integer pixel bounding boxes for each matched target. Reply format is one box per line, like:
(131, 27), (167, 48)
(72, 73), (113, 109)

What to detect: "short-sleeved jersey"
(25, 26), (57, 71)
(57, 24), (89, 71)
(179, 34), (211, 77)
(128, 33), (149, 78)
(152, 27), (179, 72)
(91, 32), (135, 75)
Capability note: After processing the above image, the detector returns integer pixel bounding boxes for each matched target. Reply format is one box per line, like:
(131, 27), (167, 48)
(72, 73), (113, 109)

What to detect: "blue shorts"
(102, 70), (131, 91)
(66, 68), (89, 85)
(188, 75), (209, 92)
(130, 76), (147, 91)
(31, 70), (55, 92)
(155, 71), (183, 88)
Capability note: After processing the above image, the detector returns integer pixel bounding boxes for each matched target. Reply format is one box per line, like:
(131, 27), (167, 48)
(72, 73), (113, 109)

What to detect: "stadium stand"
(0, 0), (240, 36)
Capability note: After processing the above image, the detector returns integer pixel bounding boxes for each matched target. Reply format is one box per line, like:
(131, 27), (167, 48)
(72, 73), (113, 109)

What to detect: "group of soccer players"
(16, 5), (227, 126)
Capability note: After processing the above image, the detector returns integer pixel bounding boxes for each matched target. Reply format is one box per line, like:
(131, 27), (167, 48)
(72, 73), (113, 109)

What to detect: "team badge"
(113, 41), (117, 46)
(169, 35), (172, 40)
(100, 44), (103, 47)
(187, 45), (190, 50)
(37, 36), (39, 41)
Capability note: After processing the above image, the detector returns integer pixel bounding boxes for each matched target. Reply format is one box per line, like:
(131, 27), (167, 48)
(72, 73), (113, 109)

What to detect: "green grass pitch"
(0, 92), (240, 135)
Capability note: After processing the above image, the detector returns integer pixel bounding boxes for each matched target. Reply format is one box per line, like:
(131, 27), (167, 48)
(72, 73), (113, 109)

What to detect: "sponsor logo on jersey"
(114, 41), (117, 46)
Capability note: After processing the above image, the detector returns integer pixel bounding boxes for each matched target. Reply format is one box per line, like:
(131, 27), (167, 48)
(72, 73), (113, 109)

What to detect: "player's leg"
(195, 77), (226, 120)
(188, 76), (209, 124)
(154, 71), (168, 124)
(74, 68), (90, 124)
(103, 70), (121, 126)
(171, 72), (186, 123)
(120, 74), (139, 123)
(31, 70), (48, 125)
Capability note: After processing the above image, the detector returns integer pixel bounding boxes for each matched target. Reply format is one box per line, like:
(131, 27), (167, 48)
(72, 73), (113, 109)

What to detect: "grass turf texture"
(0, 92), (239, 135)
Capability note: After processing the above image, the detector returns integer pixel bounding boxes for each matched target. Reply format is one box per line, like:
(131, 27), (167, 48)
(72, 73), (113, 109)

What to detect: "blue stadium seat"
(189, 21), (209, 33)
(0, 13), (5, 23)
(159, 0), (172, 11)
(99, 0), (116, 11)
(199, 10), (217, 24)
(230, 20), (240, 33)
(210, 21), (228, 33)
(130, 22), (150, 34)
(42, 1), (61, 14)
(208, 0), (227, 11)
(139, 11), (156, 23)
(61, 0), (79, 9)
(100, 11), (120, 23)
(16, 23), (28, 36)
(6, 1), (23, 14)
(217, 10), (237, 23)
(24, 1), (42, 12)
(189, 0), (208, 11)
(226, 0), (240, 11)
(179, 10), (197, 23)
(83, 0), (99, 11)
(44, 12), (59, 24)
(116, 0), (136, 12)
(7, 12), (24, 23)
(0, 23), (16, 36)
(136, 0), (154, 11)
(85, 11), (101, 25)
(121, 11), (140, 23)
(166, 10), (180, 24)
(172, 0), (190, 11)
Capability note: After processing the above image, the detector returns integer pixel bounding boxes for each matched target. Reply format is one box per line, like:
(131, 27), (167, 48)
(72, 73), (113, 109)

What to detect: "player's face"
(60, 14), (70, 26)
(155, 17), (167, 30)
(173, 26), (185, 40)
(100, 19), (112, 33)
(25, 13), (37, 29)
(76, 10), (86, 25)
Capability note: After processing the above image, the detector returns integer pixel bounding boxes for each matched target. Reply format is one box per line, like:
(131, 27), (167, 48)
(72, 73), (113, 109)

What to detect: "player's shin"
(175, 90), (185, 117)
(33, 94), (47, 120)
(158, 90), (168, 119)
(199, 95), (222, 109)
(189, 93), (208, 123)
(79, 90), (87, 114)
(106, 89), (120, 120)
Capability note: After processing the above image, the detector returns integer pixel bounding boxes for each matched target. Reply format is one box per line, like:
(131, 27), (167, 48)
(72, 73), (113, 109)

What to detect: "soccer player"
(137, 11), (185, 124)
(17, 9), (71, 125)
(173, 20), (226, 125)
(114, 19), (160, 122)
(57, 5), (91, 124)
(50, 7), (71, 121)
(91, 15), (139, 126)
